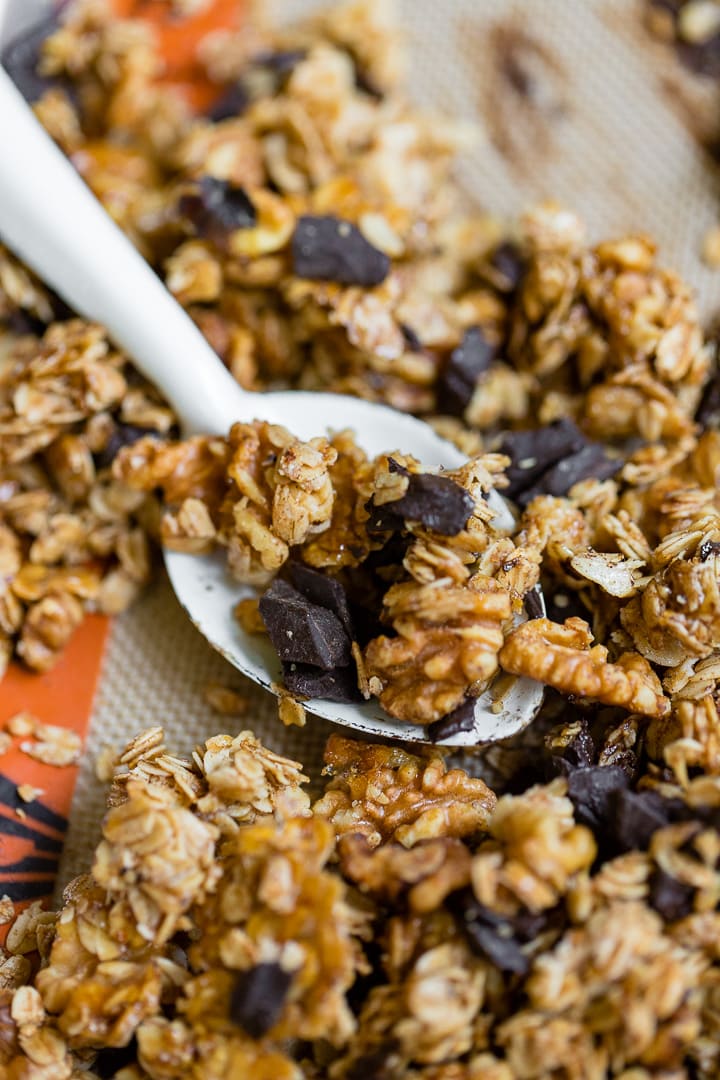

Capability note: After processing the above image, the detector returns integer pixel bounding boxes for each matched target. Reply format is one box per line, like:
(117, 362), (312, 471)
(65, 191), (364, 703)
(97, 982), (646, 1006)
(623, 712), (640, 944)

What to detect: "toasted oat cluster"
(3, 723), (720, 1079)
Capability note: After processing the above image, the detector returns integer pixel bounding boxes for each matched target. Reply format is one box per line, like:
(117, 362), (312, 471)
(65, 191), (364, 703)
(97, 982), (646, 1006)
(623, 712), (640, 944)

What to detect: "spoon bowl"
(0, 66), (545, 743)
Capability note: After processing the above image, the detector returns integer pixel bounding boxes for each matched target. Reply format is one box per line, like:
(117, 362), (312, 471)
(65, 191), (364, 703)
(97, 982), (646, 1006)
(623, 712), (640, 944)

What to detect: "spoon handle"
(0, 66), (253, 435)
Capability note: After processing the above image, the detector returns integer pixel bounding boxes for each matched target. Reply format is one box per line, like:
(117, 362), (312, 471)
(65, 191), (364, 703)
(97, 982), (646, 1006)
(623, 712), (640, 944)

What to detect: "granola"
(4, 0), (720, 1075)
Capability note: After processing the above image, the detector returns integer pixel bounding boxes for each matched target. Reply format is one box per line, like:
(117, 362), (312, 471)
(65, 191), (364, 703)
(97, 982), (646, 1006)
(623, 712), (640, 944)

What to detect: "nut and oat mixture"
(4, 723), (720, 1079)
(3, 0), (720, 1074)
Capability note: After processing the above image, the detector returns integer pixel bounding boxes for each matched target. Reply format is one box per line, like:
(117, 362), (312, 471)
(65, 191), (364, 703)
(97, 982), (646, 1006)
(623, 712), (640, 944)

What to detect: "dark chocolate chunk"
(499, 418), (587, 500)
(524, 585), (544, 620)
(699, 539), (720, 561)
(282, 662), (362, 703)
(253, 48), (307, 77)
(387, 457), (410, 477)
(207, 83), (250, 121)
(464, 919), (529, 975)
(259, 579), (352, 669)
(93, 423), (158, 469)
(6, 310), (48, 336)
(368, 473), (475, 537)
(490, 241), (526, 292)
(400, 323), (423, 352)
(289, 562), (354, 636)
(610, 790), (684, 853)
(210, 49), (306, 121)
(566, 765), (629, 831)
(649, 868), (694, 922)
(437, 326), (497, 416)
(449, 891), (529, 975)
(516, 443), (620, 507)
(696, 365), (720, 427)
(511, 905), (564, 942)
(363, 531), (411, 573)
(292, 215), (391, 287)
(229, 962), (292, 1039)
(1, 12), (63, 103)
(180, 177), (257, 242)
(428, 698), (477, 742)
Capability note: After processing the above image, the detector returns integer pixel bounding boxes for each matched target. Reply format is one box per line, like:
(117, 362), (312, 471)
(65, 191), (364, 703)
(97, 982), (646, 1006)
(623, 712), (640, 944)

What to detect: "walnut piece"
(500, 617), (670, 718)
(314, 735), (496, 847)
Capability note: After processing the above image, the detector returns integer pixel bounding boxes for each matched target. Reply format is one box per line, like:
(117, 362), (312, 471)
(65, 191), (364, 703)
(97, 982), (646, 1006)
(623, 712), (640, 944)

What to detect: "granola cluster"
(4, 724), (720, 1078)
(116, 421), (521, 725)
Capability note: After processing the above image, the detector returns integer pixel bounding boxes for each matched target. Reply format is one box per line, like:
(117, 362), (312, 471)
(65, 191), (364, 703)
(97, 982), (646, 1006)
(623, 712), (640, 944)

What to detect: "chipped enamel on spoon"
(0, 67), (545, 745)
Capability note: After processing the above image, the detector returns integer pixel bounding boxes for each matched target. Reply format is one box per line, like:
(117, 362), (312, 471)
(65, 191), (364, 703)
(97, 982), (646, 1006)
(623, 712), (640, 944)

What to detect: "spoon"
(0, 67), (544, 745)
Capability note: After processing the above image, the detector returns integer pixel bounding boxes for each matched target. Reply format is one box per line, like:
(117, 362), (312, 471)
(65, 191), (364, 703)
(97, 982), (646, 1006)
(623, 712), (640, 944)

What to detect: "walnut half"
(499, 616), (670, 718)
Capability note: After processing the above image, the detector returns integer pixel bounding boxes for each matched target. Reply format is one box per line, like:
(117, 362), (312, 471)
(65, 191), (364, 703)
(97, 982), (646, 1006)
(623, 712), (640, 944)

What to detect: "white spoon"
(0, 66), (544, 745)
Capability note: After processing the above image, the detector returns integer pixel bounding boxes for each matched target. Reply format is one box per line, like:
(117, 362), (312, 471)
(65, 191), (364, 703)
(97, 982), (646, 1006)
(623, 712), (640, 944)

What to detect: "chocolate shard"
(449, 890), (529, 975)
(648, 868), (694, 922)
(437, 326), (497, 416)
(289, 562), (354, 637)
(292, 215), (391, 287)
(400, 323), (423, 352)
(1, 12), (63, 103)
(535, 443), (620, 495)
(209, 48), (306, 120)
(610, 790), (686, 853)
(516, 443), (621, 507)
(180, 177), (257, 241)
(499, 418), (587, 500)
(363, 531), (411, 572)
(93, 423), (159, 469)
(369, 472), (475, 537)
(489, 241), (526, 292)
(282, 662), (362, 703)
(696, 362), (720, 427)
(229, 962), (293, 1039)
(259, 579), (352, 669)
(566, 765), (629, 831)
(428, 698), (477, 742)
(252, 48), (307, 77)
(524, 585), (544, 620)
(510, 905), (564, 942)
(6, 310), (48, 336)
(463, 919), (530, 975)
(207, 83), (249, 121)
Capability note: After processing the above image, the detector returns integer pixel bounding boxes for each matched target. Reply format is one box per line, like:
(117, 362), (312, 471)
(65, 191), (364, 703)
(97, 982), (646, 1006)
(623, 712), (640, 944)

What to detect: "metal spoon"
(0, 67), (544, 744)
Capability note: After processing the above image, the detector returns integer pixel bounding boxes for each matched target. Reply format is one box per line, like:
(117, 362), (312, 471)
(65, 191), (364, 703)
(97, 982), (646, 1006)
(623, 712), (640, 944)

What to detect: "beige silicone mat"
(57, 0), (720, 890)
